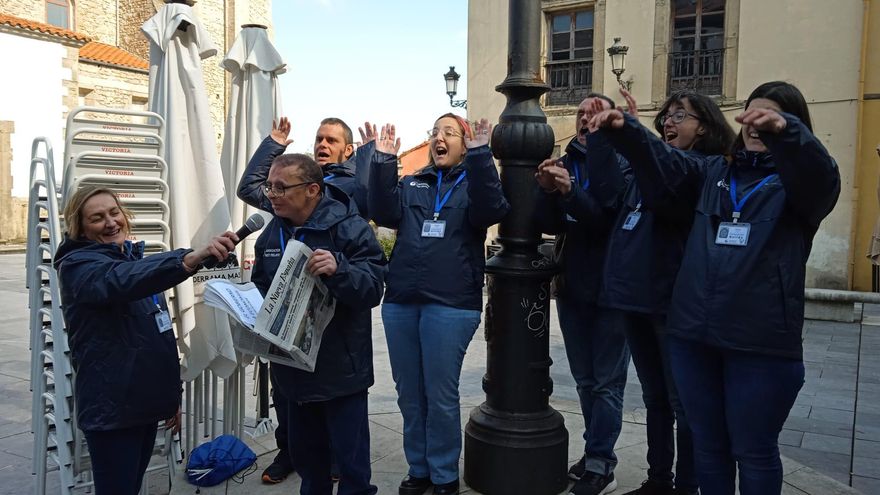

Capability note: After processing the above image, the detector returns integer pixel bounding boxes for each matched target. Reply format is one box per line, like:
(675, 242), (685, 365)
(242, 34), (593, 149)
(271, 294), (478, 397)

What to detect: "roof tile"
(80, 42), (149, 71)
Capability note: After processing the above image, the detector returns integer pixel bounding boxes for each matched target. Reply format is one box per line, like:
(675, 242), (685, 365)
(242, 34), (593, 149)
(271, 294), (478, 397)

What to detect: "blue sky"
(271, 0), (469, 154)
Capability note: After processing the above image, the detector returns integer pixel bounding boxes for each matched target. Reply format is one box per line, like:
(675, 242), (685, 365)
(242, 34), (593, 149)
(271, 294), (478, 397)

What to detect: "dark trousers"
(556, 300), (630, 476)
(668, 336), (804, 495)
(83, 422), (158, 495)
(269, 363), (293, 466)
(623, 313), (697, 491)
(288, 390), (376, 495)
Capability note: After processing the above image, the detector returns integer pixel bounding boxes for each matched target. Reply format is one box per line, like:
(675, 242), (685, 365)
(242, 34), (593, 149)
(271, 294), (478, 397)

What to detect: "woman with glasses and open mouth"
(589, 88), (734, 495)
(369, 114), (510, 495)
(590, 82), (840, 495)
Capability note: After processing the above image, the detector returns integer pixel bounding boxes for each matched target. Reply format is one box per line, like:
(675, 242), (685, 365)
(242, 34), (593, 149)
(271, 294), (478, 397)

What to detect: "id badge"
(155, 310), (173, 333)
(715, 222), (750, 246)
(421, 220), (446, 238)
(622, 211), (641, 231)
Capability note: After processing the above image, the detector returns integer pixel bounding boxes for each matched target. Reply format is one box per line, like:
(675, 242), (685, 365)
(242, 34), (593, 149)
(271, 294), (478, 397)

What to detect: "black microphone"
(202, 214), (266, 268)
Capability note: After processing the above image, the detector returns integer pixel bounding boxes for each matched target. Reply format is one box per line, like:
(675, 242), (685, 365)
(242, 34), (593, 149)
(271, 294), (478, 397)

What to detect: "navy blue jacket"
(534, 136), (631, 303)
(239, 173), (386, 402)
(606, 113), (841, 359)
(241, 135), (374, 219)
(53, 239), (189, 431)
(596, 130), (703, 315)
(369, 146), (509, 311)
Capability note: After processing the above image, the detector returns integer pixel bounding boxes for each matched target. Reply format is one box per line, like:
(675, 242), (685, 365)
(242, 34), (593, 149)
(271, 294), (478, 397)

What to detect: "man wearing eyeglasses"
(239, 116), (380, 485)
(534, 93), (633, 495)
(245, 116), (375, 221)
(237, 151), (386, 494)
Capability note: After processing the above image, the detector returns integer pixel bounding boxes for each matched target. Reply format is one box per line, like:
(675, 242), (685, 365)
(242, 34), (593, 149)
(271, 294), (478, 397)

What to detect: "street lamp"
(462, 1), (568, 494)
(444, 66), (467, 109)
(607, 37), (633, 91)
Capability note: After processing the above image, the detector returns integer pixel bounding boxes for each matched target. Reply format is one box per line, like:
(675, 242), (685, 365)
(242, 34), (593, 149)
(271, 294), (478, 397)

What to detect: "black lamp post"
(607, 37), (632, 91)
(444, 66), (467, 109)
(462, 0), (568, 494)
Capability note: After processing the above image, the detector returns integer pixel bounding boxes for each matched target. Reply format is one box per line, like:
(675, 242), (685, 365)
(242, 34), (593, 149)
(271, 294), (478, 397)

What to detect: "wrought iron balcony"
(545, 60), (593, 106)
(669, 48), (724, 96)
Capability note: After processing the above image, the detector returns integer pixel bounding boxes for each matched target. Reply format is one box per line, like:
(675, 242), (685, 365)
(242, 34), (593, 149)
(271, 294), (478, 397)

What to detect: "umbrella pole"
(258, 360), (269, 419)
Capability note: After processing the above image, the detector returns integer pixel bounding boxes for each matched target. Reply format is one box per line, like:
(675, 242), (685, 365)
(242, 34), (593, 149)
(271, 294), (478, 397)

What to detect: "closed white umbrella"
(142, 2), (237, 381)
(220, 24), (285, 281)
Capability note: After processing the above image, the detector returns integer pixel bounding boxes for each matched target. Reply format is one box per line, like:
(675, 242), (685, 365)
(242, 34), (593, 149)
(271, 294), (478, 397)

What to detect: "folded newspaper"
(203, 240), (336, 372)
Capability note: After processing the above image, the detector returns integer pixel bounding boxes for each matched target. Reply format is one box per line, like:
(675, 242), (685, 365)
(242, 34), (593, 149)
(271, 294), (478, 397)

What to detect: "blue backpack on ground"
(185, 434), (257, 487)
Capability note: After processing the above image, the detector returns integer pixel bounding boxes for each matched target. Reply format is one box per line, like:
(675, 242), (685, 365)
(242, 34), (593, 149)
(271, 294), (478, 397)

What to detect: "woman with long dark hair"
(593, 89), (735, 495)
(591, 82), (840, 494)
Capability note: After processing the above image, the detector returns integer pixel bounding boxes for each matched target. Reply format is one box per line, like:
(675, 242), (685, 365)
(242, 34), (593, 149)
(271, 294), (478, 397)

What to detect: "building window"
(46, 0), (71, 29)
(669, 0), (725, 96)
(546, 10), (594, 106)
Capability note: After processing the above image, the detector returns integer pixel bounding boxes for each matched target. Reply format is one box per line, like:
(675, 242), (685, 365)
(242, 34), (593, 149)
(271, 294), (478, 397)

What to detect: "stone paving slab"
(0, 253), (871, 494)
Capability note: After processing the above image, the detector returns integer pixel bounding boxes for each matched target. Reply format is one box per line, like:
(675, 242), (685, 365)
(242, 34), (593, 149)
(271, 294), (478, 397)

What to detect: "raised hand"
(735, 108), (787, 134)
(465, 118), (492, 149)
(586, 98), (607, 133)
(270, 117), (293, 146)
(376, 123), (401, 155)
(620, 87), (638, 118)
(589, 108), (626, 131)
(358, 121), (378, 144)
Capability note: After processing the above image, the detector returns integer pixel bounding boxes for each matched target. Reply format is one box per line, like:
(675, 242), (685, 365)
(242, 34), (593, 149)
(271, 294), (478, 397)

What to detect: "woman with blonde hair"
(54, 186), (235, 494)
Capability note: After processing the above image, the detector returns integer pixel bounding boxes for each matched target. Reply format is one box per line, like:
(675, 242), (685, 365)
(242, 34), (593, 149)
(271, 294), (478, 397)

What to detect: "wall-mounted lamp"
(444, 66), (467, 109)
(607, 37), (633, 91)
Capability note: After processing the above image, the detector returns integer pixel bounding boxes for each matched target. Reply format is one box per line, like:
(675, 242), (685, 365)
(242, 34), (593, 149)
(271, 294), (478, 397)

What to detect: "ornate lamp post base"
(465, 404), (568, 494)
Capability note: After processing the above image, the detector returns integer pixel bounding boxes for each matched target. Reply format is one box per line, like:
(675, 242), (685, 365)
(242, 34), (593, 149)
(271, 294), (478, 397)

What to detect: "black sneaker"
(261, 451), (294, 484)
(568, 455), (587, 481)
(623, 479), (674, 495)
(398, 475), (432, 495)
(433, 479), (460, 495)
(570, 471), (618, 495)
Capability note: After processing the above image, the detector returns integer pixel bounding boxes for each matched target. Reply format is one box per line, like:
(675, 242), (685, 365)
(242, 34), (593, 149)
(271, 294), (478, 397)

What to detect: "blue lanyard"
(279, 227), (306, 247)
(729, 173), (778, 222)
(572, 162), (590, 191)
(433, 170), (467, 220)
(152, 294), (161, 310)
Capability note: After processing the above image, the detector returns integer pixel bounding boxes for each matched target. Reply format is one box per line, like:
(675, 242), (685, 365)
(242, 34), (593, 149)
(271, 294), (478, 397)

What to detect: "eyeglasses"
(429, 127), (464, 139)
(659, 110), (701, 124)
(262, 181), (313, 198)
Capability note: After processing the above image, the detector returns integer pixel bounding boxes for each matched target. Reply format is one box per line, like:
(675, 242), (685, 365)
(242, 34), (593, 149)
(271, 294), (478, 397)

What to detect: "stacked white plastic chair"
(28, 107), (181, 494)
(27, 136), (74, 494)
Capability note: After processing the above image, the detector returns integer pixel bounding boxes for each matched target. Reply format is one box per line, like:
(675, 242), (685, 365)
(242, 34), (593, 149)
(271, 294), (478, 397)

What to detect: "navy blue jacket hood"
(238, 135), (373, 220)
(250, 184), (387, 402)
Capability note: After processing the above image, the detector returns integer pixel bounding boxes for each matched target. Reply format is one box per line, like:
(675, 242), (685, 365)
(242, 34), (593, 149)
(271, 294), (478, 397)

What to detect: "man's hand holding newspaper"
(204, 240), (336, 372)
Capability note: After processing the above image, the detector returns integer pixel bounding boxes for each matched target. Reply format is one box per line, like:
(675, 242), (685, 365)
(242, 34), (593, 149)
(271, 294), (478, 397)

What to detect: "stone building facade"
(467, 0), (880, 293)
(0, 0), (272, 242)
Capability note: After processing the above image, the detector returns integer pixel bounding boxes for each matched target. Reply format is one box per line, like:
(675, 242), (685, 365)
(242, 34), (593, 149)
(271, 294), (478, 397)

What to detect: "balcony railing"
(545, 60), (593, 106)
(668, 48), (724, 96)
